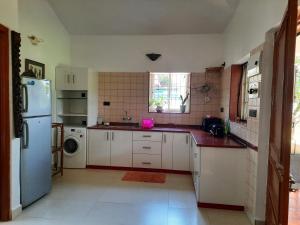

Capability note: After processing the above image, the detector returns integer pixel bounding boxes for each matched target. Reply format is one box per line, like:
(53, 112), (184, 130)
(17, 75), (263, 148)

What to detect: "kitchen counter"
(88, 123), (245, 149)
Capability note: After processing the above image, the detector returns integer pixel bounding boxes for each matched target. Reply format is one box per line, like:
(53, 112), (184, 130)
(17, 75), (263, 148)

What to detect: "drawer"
(133, 141), (161, 154)
(133, 154), (161, 169)
(133, 131), (162, 142)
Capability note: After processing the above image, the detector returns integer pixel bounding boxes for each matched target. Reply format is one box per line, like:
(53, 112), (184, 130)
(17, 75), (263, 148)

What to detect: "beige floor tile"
(168, 189), (198, 208)
(206, 209), (252, 225)
(2, 169), (252, 225)
(168, 207), (210, 225)
(21, 198), (94, 222)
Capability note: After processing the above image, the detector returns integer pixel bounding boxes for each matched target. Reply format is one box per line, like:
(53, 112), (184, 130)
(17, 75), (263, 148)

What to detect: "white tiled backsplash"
(98, 72), (222, 125)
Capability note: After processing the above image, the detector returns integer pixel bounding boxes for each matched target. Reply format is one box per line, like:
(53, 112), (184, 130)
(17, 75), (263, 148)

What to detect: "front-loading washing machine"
(63, 126), (87, 168)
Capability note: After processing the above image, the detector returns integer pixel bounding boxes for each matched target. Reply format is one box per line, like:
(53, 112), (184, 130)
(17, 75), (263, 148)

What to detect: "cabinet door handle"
(186, 135), (189, 144)
(112, 132), (114, 141)
(73, 74), (75, 84)
(106, 132), (109, 141)
(142, 135), (152, 138)
(142, 162), (151, 165)
(142, 146), (151, 150)
(163, 134), (166, 143)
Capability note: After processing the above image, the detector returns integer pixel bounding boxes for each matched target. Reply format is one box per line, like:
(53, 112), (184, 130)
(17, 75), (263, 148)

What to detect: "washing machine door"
(64, 136), (80, 156)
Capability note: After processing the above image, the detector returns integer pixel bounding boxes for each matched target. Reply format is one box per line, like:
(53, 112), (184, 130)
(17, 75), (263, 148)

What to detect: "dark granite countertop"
(88, 123), (246, 149)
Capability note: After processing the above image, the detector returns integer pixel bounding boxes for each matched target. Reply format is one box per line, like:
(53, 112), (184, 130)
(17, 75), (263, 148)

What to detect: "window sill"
(148, 111), (190, 114)
(231, 119), (247, 126)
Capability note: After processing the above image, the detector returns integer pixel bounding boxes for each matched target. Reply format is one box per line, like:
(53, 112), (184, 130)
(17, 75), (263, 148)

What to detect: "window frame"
(148, 72), (191, 114)
(229, 64), (248, 123)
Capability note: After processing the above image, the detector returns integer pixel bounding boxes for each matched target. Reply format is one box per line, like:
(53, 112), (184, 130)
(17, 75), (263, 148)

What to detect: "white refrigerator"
(21, 77), (52, 208)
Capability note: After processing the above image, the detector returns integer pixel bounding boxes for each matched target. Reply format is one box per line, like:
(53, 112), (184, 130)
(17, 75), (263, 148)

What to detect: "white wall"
(0, 0), (20, 217)
(0, 0), (18, 30)
(71, 34), (224, 72)
(0, 0), (71, 217)
(224, 0), (288, 65)
(19, 0), (71, 116)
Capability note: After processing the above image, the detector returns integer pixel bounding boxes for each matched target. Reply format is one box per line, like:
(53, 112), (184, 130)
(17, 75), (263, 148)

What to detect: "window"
(229, 64), (248, 122)
(149, 73), (190, 113)
(238, 63), (249, 121)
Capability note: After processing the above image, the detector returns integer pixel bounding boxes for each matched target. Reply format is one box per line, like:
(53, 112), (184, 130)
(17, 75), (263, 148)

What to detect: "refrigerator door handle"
(22, 121), (29, 149)
(22, 84), (28, 112)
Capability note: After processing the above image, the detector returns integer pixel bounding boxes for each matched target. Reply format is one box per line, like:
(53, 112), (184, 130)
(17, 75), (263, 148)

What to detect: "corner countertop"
(88, 123), (246, 149)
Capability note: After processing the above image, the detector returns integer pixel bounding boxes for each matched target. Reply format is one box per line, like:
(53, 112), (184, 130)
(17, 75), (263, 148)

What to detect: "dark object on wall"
(202, 117), (223, 132)
(146, 53), (161, 61)
(25, 59), (45, 79)
(249, 109), (257, 118)
(11, 31), (23, 138)
(103, 101), (110, 106)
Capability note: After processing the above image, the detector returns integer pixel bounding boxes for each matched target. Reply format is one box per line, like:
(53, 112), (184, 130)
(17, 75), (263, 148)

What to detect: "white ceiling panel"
(47, 0), (240, 35)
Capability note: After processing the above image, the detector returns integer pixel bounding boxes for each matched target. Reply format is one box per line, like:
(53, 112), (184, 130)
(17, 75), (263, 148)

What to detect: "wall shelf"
(57, 113), (88, 117)
(57, 97), (87, 100)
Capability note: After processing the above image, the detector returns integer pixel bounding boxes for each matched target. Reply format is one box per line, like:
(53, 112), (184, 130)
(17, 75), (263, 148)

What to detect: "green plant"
(149, 97), (164, 107)
(180, 93), (189, 106)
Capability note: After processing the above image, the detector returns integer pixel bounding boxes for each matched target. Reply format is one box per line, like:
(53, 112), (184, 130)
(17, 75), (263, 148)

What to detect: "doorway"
(288, 32), (300, 225)
(0, 23), (11, 221)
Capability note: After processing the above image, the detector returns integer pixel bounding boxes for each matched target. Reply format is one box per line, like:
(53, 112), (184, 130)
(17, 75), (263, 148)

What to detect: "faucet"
(122, 111), (132, 121)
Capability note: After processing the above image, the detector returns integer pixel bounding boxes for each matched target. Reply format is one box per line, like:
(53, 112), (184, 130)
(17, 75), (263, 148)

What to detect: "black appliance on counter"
(202, 117), (224, 138)
(209, 124), (225, 138)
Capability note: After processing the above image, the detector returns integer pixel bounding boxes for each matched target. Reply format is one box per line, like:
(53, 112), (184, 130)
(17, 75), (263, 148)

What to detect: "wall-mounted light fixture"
(146, 53), (161, 61)
(28, 35), (44, 45)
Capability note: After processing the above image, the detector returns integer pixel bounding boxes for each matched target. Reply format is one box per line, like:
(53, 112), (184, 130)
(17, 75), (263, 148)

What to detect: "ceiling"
(47, 0), (240, 35)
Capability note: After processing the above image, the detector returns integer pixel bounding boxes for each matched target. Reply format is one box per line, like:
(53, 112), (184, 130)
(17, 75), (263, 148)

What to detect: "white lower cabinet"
(88, 130), (111, 166)
(88, 130), (191, 171)
(162, 133), (174, 170)
(133, 154), (161, 168)
(132, 132), (162, 169)
(88, 130), (133, 167)
(172, 133), (190, 171)
(198, 147), (246, 206)
(133, 141), (161, 154)
(111, 131), (132, 167)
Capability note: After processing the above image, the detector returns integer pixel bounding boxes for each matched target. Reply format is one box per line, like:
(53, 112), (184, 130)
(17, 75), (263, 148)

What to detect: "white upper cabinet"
(162, 132), (173, 170)
(71, 67), (88, 90)
(55, 66), (71, 90)
(172, 133), (190, 171)
(55, 66), (88, 90)
(111, 131), (133, 167)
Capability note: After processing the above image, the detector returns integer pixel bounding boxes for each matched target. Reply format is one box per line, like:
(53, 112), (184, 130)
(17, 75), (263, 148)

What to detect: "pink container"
(141, 118), (154, 129)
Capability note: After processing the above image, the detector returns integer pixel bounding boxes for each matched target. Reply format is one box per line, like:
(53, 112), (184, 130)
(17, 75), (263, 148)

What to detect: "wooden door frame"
(265, 1), (298, 224)
(0, 24), (11, 221)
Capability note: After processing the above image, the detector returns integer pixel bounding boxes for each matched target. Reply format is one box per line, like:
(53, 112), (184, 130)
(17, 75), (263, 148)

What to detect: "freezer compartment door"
(21, 116), (52, 207)
(21, 77), (51, 117)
